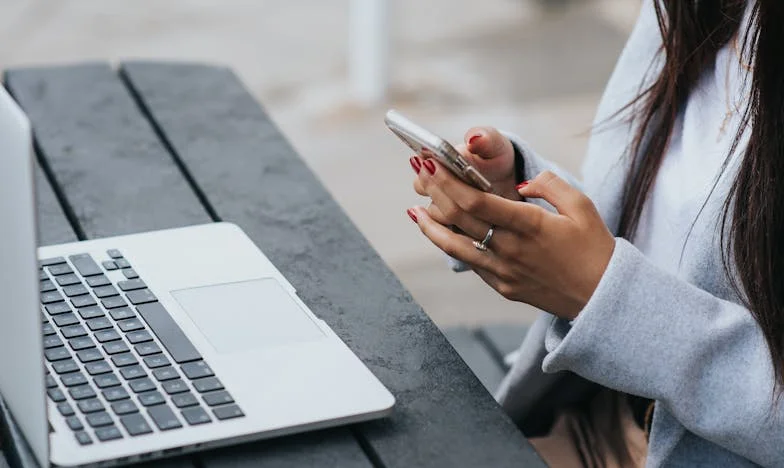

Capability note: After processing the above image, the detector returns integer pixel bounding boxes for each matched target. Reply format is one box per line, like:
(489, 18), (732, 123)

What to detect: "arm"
(543, 238), (782, 466)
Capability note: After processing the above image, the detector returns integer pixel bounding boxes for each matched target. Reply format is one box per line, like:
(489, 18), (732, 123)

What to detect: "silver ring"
(473, 226), (495, 252)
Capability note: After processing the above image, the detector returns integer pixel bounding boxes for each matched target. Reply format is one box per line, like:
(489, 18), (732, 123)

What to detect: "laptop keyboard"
(39, 251), (245, 446)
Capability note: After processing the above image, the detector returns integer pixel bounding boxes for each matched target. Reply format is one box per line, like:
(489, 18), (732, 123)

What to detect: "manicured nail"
(423, 159), (436, 175)
(515, 181), (529, 190)
(409, 156), (421, 173)
(468, 133), (482, 145)
(407, 208), (418, 223)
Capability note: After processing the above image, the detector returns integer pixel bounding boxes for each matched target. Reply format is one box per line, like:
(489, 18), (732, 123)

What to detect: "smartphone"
(385, 110), (493, 193)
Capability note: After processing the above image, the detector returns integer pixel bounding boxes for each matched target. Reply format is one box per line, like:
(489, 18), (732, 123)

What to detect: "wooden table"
(0, 62), (545, 467)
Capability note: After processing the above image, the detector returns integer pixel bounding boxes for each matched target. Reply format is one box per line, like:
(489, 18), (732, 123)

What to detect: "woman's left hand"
(408, 157), (616, 320)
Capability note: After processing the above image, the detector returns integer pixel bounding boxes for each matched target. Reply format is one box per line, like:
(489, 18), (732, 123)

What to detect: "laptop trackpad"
(171, 279), (325, 354)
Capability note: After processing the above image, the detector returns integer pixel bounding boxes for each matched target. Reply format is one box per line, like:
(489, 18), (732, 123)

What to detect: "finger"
(413, 177), (426, 196)
(464, 127), (513, 161)
(517, 171), (590, 219)
(421, 171), (492, 239)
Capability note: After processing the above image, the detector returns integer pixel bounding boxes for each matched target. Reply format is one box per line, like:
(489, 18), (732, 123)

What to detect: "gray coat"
(495, 1), (777, 466)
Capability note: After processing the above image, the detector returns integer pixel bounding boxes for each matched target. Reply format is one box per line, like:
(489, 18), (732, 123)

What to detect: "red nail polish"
(515, 181), (529, 190)
(468, 134), (482, 145)
(423, 159), (436, 175)
(407, 208), (418, 223)
(409, 156), (421, 173)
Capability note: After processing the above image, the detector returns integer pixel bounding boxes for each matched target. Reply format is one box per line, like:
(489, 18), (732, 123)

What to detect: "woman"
(406, 0), (782, 466)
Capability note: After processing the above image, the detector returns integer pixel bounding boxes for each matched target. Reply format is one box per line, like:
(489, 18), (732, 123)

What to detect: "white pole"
(348, 0), (389, 106)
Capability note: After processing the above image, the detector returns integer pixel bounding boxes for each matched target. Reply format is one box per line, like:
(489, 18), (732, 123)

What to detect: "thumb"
(517, 171), (588, 218)
(464, 127), (513, 161)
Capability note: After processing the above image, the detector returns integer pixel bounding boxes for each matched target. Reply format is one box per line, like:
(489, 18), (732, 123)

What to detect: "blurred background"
(0, 0), (640, 329)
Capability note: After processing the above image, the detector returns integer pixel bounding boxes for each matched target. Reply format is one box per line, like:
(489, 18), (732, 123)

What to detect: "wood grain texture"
(120, 61), (545, 468)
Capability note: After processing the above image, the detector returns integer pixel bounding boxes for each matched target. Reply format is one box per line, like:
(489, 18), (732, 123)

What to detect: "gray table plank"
(120, 61), (545, 468)
(442, 327), (506, 394)
(5, 64), (365, 467)
(35, 164), (78, 246)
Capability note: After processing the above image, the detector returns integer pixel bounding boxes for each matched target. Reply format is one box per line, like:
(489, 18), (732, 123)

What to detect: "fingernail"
(468, 133), (482, 145)
(423, 159), (436, 175)
(407, 208), (418, 223)
(409, 156), (421, 173)
(515, 181), (529, 190)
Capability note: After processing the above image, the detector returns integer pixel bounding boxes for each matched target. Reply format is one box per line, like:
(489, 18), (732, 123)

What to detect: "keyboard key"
(69, 336), (96, 351)
(93, 285), (119, 298)
(47, 388), (66, 402)
(86, 317), (113, 331)
(107, 249), (123, 259)
(181, 407), (211, 426)
(53, 313), (79, 327)
(126, 330), (152, 344)
(77, 306), (104, 320)
(181, 361), (214, 380)
(136, 303), (201, 363)
(86, 275), (111, 288)
(135, 342), (161, 356)
(40, 291), (64, 304)
(77, 399), (104, 414)
(45, 347), (71, 362)
(118, 279), (147, 291)
(48, 264), (74, 276)
(45, 375), (58, 388)
(111, 400), (138, 415)
(138, 391), (166, 407)
(85, 361), (112, 376)
(57, 402), (75, 417)
(66, 416), (83, 431)
(74, 431), (92, 445)
(43, 335), (63, 349)
(55, 274), (80, 286)
(162, 379), (189, 395)
(103, 341), (130, 355)
(44, 302), (71, 315)
(192, 377), (223, 393)
(61, 324), (87, 339)
(148, 406), (182, 431)
(203, 391), (234, 407)
(115, 258), (131, 269)
(94, 373), (121, 389)
(213, 405), (244, 421)
(86, 411), (114, 428)
(129, 378), (156, 393)
(143, 355), (170, 369)
(39, 270), (49, 281)
(117, 318), (144, 332)
(102, 261), (118, 271)
(60, 373), (88, 387)
(39, 257), (66, 268)
(123, 268), (139, 279)
(63, 284), (89, 297)
(171, 393), (199, 409)
(102, 296), (127, 309)
(42, 323), (57, 336)
(120, 366), (147, 380)
(94, 426), (123, 442)
(126, 289), (157, 305)
(153, 367), (179, 382)
(111, 353), (138, 367)
(109, 307), (135, 321)
(94, 329), (121, 343)
(69, 254), (103, 277)
(120, 413), (153, 436)
(102, 387), (130, 402)
(71, 295), (97, 308)
(40, 279), (56, 293)
(77, 349), (104, 363)
(69, 385), (97, 400)
(52, 360), (80, 374)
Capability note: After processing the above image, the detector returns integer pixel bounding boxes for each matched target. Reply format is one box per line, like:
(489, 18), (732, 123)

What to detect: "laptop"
(0, 86), (394, 467)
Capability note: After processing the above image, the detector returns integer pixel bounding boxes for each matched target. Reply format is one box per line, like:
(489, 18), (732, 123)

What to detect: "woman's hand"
(408, 156), (615, 320)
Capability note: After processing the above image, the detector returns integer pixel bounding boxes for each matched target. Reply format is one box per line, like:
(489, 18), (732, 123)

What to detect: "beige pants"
(529, 390), (648, 468)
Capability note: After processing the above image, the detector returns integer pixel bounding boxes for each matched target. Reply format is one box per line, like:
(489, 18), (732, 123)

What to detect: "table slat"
(35, 164), (78, 246)
(120, 61), (545, 468)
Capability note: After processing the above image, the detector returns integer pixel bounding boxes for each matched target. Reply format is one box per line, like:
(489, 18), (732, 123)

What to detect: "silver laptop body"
(0, 86), (394, 467)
